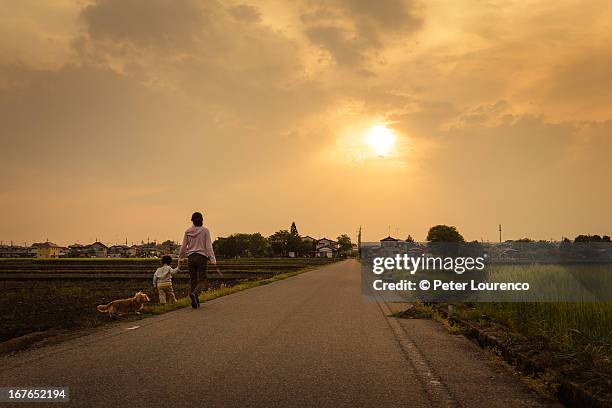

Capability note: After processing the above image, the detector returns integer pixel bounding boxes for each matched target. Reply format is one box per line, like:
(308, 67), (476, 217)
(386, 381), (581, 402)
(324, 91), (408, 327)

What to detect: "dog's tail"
(97, 303), (110, 313)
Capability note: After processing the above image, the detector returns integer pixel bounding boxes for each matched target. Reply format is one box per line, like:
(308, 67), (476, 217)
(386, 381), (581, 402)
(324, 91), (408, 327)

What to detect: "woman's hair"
(191, 211), (204, 227)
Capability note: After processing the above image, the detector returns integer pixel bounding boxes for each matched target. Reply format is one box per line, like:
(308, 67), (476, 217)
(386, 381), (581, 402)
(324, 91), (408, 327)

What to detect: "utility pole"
(357, 226), (362, 259)
(499, 224), (502, 243)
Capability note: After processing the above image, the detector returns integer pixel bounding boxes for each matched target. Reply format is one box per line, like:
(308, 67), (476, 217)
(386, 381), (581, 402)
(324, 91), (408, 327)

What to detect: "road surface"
(1, 260), (555, 407)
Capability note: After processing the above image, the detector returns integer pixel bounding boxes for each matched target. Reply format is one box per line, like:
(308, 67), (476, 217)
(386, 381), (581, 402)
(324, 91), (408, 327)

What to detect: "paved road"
(1, 260), (555, 407)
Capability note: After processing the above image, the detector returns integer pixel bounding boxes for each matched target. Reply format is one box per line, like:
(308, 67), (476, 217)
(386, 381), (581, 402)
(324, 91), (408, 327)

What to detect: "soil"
(0, 279), (231, 343)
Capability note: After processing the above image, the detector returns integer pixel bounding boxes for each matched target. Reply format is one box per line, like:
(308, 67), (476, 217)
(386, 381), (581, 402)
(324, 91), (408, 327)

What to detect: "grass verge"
(394, 302), (612, 406)
(145, 267), (315, 315)
(393, 302), (557, 399)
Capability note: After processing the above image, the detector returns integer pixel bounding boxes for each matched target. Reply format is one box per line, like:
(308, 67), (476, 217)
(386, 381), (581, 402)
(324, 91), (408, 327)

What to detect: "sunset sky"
(1, 0), (612, 245)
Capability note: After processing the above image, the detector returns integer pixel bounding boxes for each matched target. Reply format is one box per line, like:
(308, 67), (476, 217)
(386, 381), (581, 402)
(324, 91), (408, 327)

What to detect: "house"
(315, 238), (339, 258)
(376, 236), (405, 257)
(86, 241), (108, 258)
(137, 242), (160, 258)
(108, 245), (130, 258)
(68, 243), (87, 258)
(33, 242), (61, 258)
(316, 238), (338, 249)
(0, 245), (31, 258)
(158, 240), (181, 257)
(380, 236), (400, 248)
(315, 245), (335, 257)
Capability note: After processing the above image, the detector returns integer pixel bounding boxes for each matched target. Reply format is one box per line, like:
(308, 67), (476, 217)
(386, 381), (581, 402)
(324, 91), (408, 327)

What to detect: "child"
(153, 255), (179, 304)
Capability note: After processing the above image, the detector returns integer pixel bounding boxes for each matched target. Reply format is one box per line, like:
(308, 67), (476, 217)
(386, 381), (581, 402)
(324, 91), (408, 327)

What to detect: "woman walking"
(178, 211), (217, 309)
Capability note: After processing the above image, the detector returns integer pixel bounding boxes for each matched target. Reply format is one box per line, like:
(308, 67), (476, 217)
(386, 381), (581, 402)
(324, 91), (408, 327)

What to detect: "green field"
(458, 301), (612, 371)
(384, 261), (612, 385)
(472, 264), (612, 370)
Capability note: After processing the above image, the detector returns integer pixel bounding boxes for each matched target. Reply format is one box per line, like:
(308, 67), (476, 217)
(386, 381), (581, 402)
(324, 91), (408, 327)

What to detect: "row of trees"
(422, 225), (612, 260)
(424, 225), (611, 244)
(424, 225), (483, 257)
(572, 235), (611, 243)
(212, 222), (353, 258)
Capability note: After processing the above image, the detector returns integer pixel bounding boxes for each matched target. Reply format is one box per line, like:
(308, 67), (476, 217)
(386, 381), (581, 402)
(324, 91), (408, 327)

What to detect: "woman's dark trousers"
(188, 253), (208, 297)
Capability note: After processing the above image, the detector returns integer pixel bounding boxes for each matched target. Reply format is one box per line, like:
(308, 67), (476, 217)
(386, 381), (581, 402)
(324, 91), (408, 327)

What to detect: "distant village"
(0, 237), (354, 259)
(4, 222), (606, 261)
(0, 240), (181, 259)
(0, 222), (361, 259)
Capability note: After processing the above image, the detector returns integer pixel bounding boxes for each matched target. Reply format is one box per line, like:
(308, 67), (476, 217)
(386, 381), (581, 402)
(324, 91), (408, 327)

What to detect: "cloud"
(1, 0), (612, 243)
(81, 0), (205, 48)
(301, 0), (422, 69)
(304, 25), (364, 67)
(73, 0), (332, 129)
(227, 4), (262, 23)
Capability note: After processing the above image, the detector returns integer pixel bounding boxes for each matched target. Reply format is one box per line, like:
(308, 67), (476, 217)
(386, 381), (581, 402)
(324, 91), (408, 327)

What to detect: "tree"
(290, 222), (299, 236)
(426, 225), (465, 257)
(297, 239), (315, 257)
(213, 233), (269, 258)
(248, 233), (270, 257)
(287, 233), (302, 255)
(337, 234), (353, 254)
(269, 230), (291, 257)
(213, 235), (243, 258)
(233, 234), (251, 256)
(213, 237), (231, 258)
(405, 235), (415, 243)
(575, 234), (608, 243)
(426, 225), (465, 242)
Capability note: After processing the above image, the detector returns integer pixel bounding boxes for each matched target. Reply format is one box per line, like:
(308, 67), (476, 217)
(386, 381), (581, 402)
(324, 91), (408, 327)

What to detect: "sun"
(364, 124), (396, 156)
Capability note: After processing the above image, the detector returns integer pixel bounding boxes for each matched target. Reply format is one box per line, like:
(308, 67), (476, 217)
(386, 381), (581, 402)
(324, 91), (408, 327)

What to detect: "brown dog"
(97, 291), (150, 317)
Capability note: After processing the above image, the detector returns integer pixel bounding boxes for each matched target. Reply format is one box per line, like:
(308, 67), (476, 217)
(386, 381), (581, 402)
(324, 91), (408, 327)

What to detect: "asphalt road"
(1, 260), (556, 407)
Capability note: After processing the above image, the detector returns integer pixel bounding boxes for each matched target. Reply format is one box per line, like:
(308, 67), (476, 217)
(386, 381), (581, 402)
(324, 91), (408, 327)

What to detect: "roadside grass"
(392, 303), (463, 334)
(146, 268), (315, 315)
(388, 263), (612, 374)
(458, 302), (612, 373)
(392, 302), (564, 399)
(409, 300), (612, 375)
(471, 264), (612, 371)
(484, 346), (559, 400)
